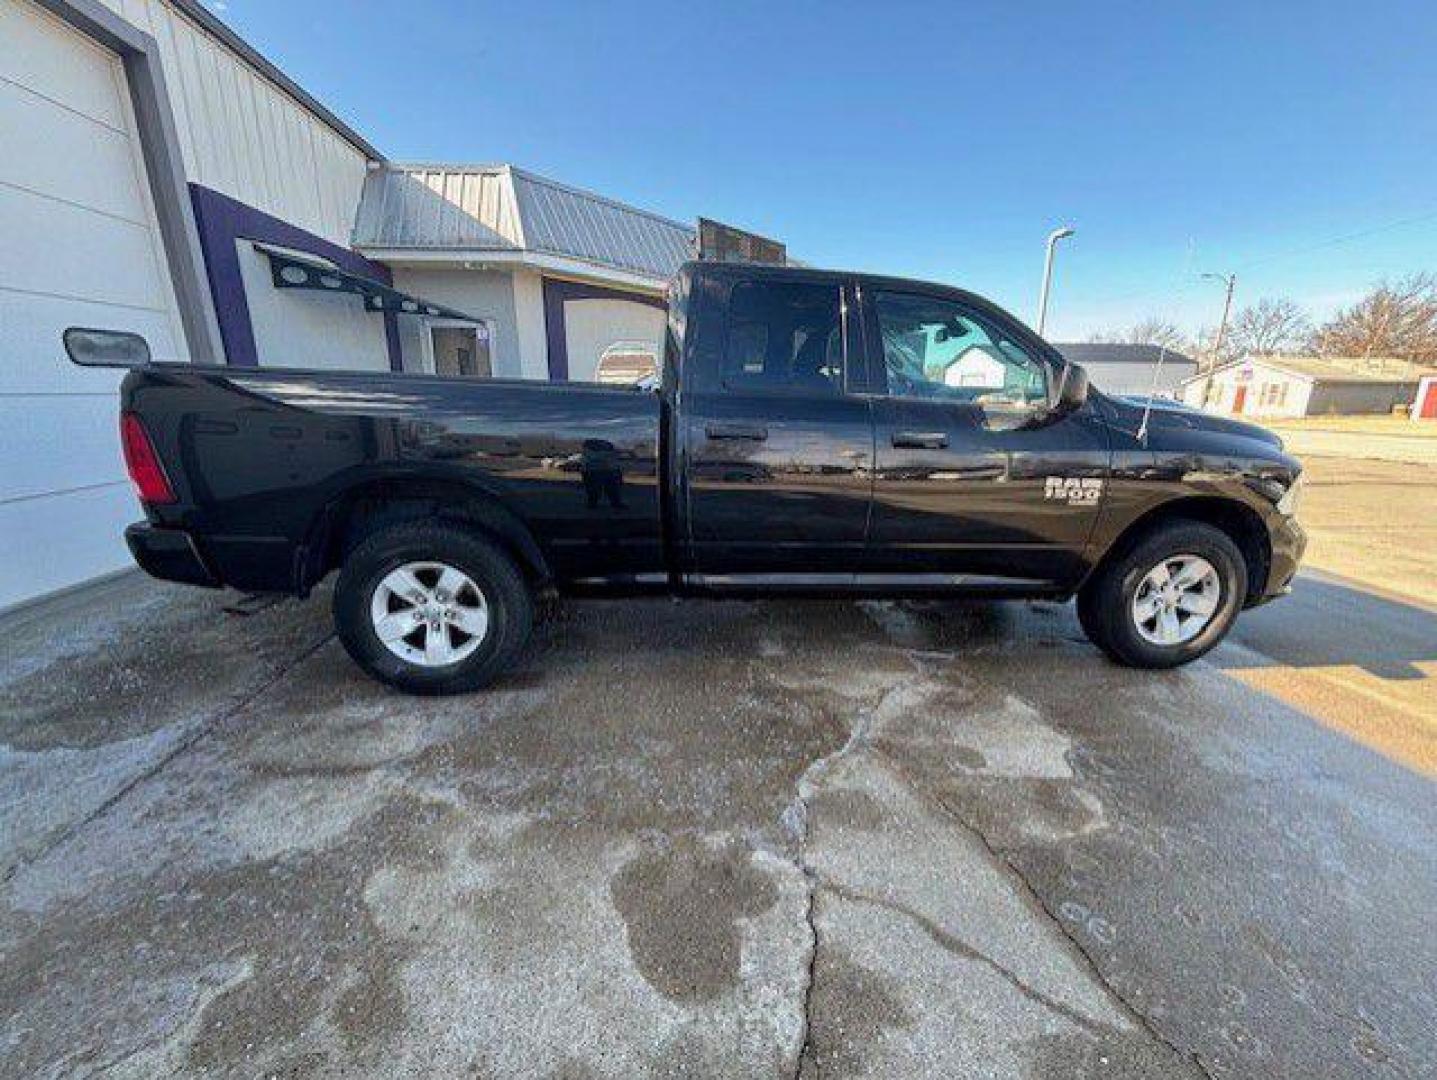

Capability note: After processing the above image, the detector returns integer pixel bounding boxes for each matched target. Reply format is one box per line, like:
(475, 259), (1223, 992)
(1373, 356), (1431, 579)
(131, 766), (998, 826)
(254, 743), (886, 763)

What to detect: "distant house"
(1179, 356), (1437, 418)
(1052, 343), (1198, 397)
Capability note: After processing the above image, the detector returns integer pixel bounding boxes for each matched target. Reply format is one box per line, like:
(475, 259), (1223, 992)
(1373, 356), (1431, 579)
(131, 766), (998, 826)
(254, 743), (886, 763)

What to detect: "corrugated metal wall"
(97, 0), (369, 246)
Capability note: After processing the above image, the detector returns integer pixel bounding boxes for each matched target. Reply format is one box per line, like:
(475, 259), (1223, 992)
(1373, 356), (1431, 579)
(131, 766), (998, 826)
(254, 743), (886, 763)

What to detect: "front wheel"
(334, 522), (533, 694)
(1077, 521), (1247, 669)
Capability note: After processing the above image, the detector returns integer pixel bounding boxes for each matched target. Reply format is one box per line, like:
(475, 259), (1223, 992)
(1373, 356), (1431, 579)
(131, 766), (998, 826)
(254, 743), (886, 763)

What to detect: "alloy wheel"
(1131, 554), (1221, 646)
(369, 561), (489, 666)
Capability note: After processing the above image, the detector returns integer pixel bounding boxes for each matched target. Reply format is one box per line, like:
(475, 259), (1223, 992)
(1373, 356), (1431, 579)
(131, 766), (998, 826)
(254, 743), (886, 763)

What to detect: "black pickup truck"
(73, 261), (1305, 693)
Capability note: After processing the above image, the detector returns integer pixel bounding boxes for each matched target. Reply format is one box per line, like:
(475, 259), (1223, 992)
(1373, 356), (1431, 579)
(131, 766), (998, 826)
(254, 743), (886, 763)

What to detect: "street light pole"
(1202, 272), (1236, 370)
(1036, 226), (1075, 337)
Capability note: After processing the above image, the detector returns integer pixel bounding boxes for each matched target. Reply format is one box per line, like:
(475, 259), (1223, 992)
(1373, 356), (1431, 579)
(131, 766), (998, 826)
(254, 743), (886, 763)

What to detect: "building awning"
(254, 243), (481, 321)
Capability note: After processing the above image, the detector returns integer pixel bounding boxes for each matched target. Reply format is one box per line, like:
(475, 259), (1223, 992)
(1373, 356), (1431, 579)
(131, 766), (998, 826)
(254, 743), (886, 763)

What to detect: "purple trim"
(542, 277), (666, 380)
(189, 184), (402, 371)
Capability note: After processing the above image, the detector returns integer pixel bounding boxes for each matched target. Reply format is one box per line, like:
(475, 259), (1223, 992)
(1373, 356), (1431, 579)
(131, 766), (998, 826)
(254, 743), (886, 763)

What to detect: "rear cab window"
(723, 280), (846, 396)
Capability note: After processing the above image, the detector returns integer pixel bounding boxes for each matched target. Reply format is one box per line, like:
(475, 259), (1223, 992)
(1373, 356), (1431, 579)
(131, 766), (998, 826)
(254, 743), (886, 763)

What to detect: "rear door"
(863, 286), (1109, 586)
(680, 275), (873, 576)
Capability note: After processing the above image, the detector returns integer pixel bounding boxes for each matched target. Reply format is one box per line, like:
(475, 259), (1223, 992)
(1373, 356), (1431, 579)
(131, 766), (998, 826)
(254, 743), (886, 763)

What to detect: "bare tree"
(1192, 325), (1239, 369)
(1312, 273), (1437, 363)
(1084, 318), (1189, 352)
(1126, 317), (1189, 352)
(1225, 298), (1311, 357)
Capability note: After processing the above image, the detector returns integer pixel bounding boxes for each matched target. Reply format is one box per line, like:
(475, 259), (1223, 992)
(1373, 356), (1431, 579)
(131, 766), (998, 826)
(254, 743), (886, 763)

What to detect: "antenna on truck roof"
(1135, 343), (1169, 444)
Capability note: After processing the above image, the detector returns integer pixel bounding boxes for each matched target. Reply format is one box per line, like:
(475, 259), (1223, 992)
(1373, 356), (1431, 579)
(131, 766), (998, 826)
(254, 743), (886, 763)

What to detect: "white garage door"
(0, 0), (186, 610)
(563, 298), (666, 383)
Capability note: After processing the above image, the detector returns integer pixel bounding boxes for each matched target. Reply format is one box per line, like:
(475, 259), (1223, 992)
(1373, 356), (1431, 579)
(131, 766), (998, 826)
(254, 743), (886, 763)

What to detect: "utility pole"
(1202, 272), (1236, 371)
(1037, 226), (1075, 336)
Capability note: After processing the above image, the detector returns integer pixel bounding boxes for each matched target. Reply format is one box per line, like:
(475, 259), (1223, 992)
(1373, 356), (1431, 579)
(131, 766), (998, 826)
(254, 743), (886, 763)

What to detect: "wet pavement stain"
(611, 834), (780, 1003)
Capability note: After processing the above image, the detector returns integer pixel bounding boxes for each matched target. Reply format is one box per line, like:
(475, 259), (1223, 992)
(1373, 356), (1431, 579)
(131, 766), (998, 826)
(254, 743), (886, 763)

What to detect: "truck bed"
(123, 365), (664, 593)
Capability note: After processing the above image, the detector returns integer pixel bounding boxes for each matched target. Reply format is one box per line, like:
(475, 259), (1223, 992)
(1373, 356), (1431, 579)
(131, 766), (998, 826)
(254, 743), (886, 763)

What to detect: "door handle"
(891, 431), (948, 449)
(705, 423), (769, 441)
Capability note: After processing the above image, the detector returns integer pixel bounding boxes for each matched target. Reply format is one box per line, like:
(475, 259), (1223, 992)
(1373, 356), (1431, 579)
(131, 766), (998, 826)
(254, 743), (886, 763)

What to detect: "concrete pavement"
(2, 565), (1433, 1078)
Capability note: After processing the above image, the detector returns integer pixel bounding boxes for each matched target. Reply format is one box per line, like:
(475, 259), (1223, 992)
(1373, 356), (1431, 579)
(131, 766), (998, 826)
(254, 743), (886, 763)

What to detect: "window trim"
(719, 278), (857, 399)
(860, 286), (1061, 410)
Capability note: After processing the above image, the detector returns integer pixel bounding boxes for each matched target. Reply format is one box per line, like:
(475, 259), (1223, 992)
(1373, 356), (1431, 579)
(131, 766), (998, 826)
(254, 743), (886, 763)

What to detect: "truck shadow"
(1219, 573), (1437, 680)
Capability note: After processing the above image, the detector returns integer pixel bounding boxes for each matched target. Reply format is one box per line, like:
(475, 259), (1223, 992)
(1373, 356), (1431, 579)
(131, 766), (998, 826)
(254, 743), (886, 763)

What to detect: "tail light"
(120, 412), (176, 504)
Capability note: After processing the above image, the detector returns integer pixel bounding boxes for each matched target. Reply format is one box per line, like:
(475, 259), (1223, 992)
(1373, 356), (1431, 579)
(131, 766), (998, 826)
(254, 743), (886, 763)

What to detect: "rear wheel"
(1077, 521), (1246, 669)
(334, 522), (533, 694)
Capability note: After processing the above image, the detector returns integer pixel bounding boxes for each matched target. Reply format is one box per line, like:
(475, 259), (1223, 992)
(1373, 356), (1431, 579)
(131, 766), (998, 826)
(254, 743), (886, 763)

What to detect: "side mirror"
(1054, 362), (1089, 413)
(63, 327), (151, 367)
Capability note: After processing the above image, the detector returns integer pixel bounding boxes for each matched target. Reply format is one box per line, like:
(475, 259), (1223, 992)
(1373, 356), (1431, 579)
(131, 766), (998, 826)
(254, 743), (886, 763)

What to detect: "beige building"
(1180, 355), (1437, 419)
(1, 0), (712, 610)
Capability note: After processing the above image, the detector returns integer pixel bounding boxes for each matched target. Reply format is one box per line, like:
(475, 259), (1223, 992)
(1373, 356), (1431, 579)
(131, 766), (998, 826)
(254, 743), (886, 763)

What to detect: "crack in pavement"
(879, 749), (1216, 1080)
(780, 657), (909, 1080)
(0, 633), (335, 892)
(848, 601), (1216, 1077)
(792, 874), (822, 1080)
(816, 875), (1112, 1039)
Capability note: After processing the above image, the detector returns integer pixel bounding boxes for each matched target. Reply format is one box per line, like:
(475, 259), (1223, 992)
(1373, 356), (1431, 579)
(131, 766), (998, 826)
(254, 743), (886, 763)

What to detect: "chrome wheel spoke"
(435, 566), (466, 600)
(424, 622), (454, 665)
(1177, 589), (1217, 616)
(388, 567), (430, 601)
(449, 605), (488, 638)
(1171, 557), (1211, 589)
(374, 611), (416, 643)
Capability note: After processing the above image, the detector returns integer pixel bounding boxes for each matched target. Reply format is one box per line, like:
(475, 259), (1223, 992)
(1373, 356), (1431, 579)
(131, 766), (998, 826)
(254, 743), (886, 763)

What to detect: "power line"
(1234, 209), (1437, 271)
(1073, 208), (1437, 318)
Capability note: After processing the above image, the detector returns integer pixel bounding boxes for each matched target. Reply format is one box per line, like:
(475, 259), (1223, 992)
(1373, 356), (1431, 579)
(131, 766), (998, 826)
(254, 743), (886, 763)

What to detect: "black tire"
(1077, 521), (1247, 669)
(333, 522), (533, 694)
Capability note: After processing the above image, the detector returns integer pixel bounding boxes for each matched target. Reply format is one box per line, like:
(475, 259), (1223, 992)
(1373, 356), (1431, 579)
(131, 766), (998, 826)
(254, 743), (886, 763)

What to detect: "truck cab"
(669, 262), (1108, 592)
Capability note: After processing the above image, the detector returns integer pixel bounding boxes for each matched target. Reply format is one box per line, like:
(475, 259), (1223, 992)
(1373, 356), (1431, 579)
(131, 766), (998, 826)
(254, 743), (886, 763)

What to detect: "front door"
(1232, 385), (1248, 414)
(682, 277), (873, 576)
(863, 287), (1108, 587)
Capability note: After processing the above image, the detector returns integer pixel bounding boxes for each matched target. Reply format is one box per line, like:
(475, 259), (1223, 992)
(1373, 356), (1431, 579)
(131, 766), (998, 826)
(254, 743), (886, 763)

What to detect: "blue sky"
(211, 0), (1437, 342)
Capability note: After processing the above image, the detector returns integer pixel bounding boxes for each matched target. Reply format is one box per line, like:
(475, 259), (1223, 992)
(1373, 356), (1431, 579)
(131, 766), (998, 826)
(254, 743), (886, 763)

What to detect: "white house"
(1179, 355), (1437, 419)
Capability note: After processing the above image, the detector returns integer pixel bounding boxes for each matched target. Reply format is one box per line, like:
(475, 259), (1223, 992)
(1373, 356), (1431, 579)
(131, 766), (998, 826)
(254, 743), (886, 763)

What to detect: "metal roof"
(352, 164), (696, 283)
(1054, 343), (1197, 368)
(1188, 354), (1437, 386)
(353, 167), (523, 251)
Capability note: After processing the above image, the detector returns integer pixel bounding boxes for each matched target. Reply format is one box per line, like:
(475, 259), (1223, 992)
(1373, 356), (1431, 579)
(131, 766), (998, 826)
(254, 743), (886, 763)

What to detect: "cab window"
(724, 281), (844, 395)
(872, 291), (1048, 412)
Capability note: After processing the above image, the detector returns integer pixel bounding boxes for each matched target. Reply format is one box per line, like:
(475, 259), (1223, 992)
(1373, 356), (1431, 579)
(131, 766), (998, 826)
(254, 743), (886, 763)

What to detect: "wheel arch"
(296, 474), (551, 593)
(1083, 496), (1271, 604)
